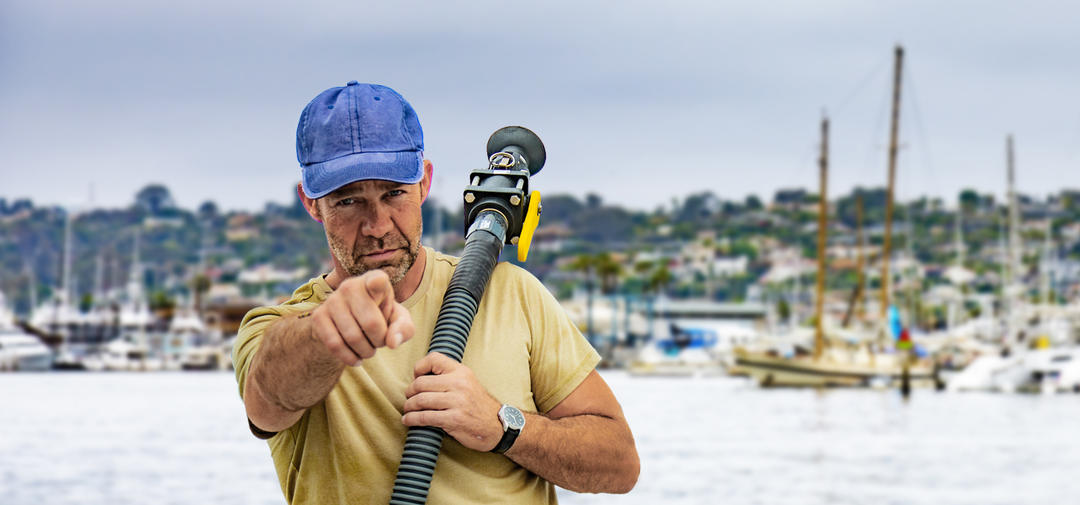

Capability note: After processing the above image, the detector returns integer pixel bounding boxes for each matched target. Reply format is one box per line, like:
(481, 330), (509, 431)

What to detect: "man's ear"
(297, 183), (323, 223)
(420, 159), (434, 204)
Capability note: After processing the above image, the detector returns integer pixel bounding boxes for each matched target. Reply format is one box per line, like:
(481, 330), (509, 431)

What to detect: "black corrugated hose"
(388, 210), (507, 505)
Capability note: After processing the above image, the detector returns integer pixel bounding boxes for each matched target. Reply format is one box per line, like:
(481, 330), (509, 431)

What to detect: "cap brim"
(301, 151), (423, 199)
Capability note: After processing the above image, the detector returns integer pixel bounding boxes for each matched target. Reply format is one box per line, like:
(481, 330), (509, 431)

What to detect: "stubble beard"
(326, 222), (422, 286)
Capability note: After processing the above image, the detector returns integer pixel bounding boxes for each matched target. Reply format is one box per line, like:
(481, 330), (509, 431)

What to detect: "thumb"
(384, 302), (415, 349)
(413, 352), (458, 378)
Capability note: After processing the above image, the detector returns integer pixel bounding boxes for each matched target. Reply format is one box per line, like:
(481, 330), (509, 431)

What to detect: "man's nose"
(360, 204), (394, 238)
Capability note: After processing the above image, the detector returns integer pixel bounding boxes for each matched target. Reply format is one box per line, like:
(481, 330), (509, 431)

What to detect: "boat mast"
(842, 193), (866, 329)
(856, 193), (866, 322)
(25, 261), (37, 314)
(954, 203), (966, 268)
(1004, 135), (1022, 341)
(948, 204), (965, 329)
(128, 227), (143, 305)
(1006, 135), (1022, 288)
(1041, 219), (1053, 305)
(880, 45), (904, 320)
(62, 208), (74, 308)
(814, 116), (829, 360)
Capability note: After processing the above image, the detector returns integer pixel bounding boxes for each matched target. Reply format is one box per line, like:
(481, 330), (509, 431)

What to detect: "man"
(233, 81), (639, 504)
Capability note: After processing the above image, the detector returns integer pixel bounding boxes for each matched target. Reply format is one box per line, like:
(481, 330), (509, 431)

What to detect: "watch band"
(492, 426), (520, 454)
(492, 404), (525, 454)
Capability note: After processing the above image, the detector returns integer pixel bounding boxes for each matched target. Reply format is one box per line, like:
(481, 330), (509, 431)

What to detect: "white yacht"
(100, 336), (162, 372)
(947, 341), (1080, 394)
(0, 292), (52, 371)
(1014, 347), (1080, 394)
(0, 334), (53, 371)
(171, 301), (226, 370)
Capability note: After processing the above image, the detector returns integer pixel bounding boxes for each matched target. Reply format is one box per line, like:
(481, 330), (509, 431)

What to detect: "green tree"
(648, 264), (673, 296)
(593, 253), (624, 295)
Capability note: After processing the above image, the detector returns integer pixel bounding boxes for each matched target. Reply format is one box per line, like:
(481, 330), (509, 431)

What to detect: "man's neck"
(324, 246), (427, 303)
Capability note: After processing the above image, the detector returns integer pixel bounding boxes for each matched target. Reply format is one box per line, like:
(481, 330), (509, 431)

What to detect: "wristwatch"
(492, 404), (526, 454)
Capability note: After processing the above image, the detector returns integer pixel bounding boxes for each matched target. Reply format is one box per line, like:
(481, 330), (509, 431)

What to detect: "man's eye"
(336, 198), (355, 206)
(387, 190), (405, 198)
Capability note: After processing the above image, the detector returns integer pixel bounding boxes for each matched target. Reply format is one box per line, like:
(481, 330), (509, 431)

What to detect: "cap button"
(346, 80), (358, 86)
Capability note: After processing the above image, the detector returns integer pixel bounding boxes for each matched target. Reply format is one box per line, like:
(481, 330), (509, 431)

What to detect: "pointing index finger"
(363, 270), (394, 320)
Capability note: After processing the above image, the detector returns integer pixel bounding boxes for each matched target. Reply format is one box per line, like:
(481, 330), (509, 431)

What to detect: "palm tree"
(594, 253), (623, 295)
(648, 263), (672, 297)
(633, 259), (654, 282)
(702, 237), (717, 300)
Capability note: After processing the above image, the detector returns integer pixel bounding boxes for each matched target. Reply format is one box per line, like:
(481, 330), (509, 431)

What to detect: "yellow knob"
(517, 191), (542, 262)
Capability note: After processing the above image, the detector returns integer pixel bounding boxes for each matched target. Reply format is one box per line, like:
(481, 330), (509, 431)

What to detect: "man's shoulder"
(429, 248), (460, 269)
(286, 274), (333, 305)
(430, 248), (537, 286)
(240, 275), (331, 327)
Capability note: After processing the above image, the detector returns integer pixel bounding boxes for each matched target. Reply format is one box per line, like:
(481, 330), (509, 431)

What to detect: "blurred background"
(2, 1), (1079, 504)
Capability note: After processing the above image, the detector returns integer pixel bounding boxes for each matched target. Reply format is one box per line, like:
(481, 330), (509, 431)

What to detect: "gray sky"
(2, 0), (1078, 213)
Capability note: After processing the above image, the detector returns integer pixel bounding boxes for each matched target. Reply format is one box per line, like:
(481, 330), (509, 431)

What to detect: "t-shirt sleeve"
(519, 269), (602, 414)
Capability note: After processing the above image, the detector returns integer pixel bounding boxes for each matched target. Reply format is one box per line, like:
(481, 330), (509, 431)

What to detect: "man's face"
(314, 178), (426, 285)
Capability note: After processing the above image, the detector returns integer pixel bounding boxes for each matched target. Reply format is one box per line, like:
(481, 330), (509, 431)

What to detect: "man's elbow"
(611, 448), (640, 494)
(244, 376), (303, 433)
(597, 426), (639, 494)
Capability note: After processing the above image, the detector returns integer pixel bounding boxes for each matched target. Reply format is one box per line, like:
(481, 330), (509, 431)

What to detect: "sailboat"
(734, 46), (936, 388)
(947, 136), (1080, 393)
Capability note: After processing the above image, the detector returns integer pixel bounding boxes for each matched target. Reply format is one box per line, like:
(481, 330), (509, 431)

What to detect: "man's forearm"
(245, 314), (344, 431)
(505, 412), (639, 494)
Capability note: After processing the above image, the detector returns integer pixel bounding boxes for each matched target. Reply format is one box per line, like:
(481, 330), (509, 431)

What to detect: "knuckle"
(358, 314), (386, 334)
(311, 310), (330, 329)
(338, 279), (362, 298)
(339, 327), (362, 345)
(323, 338), (343, 353)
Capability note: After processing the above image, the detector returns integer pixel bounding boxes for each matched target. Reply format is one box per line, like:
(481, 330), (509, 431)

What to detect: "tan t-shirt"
(233, 247), (601, 505)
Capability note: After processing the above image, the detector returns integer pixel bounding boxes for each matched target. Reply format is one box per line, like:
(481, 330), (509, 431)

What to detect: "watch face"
(501, 405), (526, 430)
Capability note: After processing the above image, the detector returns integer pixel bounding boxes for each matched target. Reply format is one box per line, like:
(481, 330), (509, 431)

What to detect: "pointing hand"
(310, 270), (415, 366)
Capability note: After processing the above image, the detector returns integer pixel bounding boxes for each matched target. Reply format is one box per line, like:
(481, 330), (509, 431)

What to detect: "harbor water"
(1, 371), (1077, 505)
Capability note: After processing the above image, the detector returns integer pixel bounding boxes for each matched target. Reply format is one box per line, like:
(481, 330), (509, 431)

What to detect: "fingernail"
(393, 332), (403, 347)
(352, 359), (364, 367)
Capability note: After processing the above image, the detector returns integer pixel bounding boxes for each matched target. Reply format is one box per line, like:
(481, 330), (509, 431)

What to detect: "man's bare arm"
(403, 355), (639, 494)
(244, 313), (343, 433)
(504, 371), (639, 493)
(244, 270), (415, 433)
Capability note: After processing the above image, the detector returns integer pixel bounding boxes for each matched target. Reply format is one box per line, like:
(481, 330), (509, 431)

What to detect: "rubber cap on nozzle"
(487, 126), (546, 175)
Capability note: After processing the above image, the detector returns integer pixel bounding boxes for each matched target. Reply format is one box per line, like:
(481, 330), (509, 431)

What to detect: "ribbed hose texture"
(388, 224), (505, 505)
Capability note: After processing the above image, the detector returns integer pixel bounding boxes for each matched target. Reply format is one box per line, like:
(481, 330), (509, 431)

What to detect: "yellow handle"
(517, 191), (542, 262)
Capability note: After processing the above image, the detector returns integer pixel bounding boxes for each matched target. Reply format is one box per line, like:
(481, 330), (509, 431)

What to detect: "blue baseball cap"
(296, 82), (425, 199)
